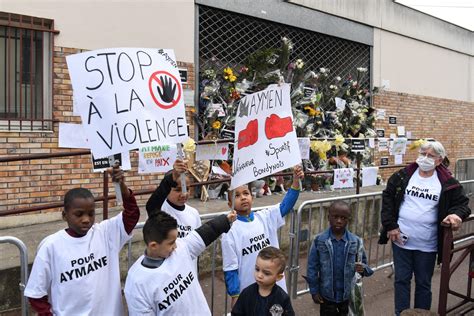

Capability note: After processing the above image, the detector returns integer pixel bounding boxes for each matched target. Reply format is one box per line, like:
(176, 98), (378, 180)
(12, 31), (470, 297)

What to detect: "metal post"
(0, 236), (29, 316)
(438, 226), (453, 316)
(103, 171), (109, 220)
(356, 153), (361, 194)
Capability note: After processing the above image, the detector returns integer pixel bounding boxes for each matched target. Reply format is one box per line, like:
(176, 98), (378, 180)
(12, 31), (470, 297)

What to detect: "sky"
(395, 0), (474, 31)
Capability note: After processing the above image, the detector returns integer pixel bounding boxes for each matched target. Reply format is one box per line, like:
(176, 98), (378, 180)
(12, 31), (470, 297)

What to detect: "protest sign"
(67, 48), (188, 157)
(362, 167), (378, 187)
(58, 123), (89, 149)
(92, 152), (131, 172)
(138, 144), (177, 174)
(391, 138), (407, 155)
(333, 168), (354, 189)
(230, 84), (301, 189)
(196, 143), (229, 161)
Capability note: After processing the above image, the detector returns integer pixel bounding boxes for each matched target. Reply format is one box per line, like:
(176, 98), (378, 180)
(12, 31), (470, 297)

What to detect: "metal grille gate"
(198, 5), (371, 88)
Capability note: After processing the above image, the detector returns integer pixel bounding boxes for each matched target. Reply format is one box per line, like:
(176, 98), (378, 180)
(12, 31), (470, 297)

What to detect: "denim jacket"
(306, 228), (373, 302)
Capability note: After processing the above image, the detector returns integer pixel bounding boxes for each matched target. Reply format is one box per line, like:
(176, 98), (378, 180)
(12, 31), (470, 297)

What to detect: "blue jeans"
(392, 243), (437, 316)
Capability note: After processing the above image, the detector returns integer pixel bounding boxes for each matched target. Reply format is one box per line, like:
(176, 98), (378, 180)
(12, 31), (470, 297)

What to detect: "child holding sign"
(222, 165), (304, 306)
(24, 165), (140, 315)
(146, 159), (201, 239)
(124, 210), (236, 315)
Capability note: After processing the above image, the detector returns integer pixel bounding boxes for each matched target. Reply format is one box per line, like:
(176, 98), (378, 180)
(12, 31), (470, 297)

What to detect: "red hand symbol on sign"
(148, 70), (182, 109)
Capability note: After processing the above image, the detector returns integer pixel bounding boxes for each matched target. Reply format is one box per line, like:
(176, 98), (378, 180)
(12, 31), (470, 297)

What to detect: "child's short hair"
(64, 188), (94, 211)
(258, 246), (286, 274)
(143, 211), (177, 244)
(328, 200), (351, 214)
(226, 184), (251, 203)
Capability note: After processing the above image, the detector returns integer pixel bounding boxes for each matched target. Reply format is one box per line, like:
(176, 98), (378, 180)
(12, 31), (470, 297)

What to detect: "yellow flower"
(229, 74), (237, 82)
(310, 140), (332, 160)
(304, 106), (320, 117)
(408, 139), (427, 150)
(223, 67), (234, 76)
(183, 138), (196, 153)
(334, 134), (345, 148)
(212, 120), (222, 130)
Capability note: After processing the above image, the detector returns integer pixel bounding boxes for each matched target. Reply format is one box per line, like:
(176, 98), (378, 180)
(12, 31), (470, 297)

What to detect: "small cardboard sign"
(381, 157), (389, 166)
(196, 143), (229, 161)
(138, 144), (177, 174)
(389, 116), (397, 124)
(376, 129), (385, 138)
(178, 69), (188, 83)
(92, 152), (131, 172)
(351, 139), (366, 152)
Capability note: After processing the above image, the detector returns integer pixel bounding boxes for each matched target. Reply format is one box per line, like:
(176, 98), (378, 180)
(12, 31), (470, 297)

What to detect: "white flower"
(319, 68), (326, 73)
(357, 67), (368, 72)
(336, 76), (341, 81)
(352, 81), (358, 87)
(329, 85), (338, 90)
(295, 59), (304, 69)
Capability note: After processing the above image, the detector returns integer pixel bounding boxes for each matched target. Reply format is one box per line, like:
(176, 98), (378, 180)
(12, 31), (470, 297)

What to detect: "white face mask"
(416, 155), (436, 171)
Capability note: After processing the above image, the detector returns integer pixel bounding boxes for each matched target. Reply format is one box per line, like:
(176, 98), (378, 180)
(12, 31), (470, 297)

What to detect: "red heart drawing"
(221, 147), (227, 155)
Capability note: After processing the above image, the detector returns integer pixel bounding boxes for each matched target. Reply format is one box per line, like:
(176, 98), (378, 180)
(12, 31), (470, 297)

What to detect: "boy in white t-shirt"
(125, 210), (236, 315)
(24, 165), (140, 316)
(146, 159), (201, 238)
(222, 166), (304, 306)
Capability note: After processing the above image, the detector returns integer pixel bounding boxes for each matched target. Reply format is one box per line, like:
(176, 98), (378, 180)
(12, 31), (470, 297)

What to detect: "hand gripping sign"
(230, 84), (301, 189)
(66, 48), (188, 158)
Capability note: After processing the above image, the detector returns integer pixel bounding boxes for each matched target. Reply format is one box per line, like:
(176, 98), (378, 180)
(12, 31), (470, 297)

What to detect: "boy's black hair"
(226, 184), (251, 203)
(328, 201), (351, 215)
(64, 188), (94, 211)
(143, 211), (178, 244)
(257, 246), (286, 274)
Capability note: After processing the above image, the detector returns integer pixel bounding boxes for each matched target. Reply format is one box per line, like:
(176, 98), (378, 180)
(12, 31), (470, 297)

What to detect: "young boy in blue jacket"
(306, 201), (373, 316)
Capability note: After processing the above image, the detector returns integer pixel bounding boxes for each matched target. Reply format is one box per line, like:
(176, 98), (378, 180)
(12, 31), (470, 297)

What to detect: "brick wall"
(0, 46), (196, 213)
(373, 91), (474, 180)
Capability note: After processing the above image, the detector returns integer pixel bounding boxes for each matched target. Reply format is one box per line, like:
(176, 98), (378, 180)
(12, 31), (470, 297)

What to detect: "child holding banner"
(124, 210), (236, 315)
(146, 159), (201, 239)
(222, 165), (304, 306)
(24, 165), (140, 315)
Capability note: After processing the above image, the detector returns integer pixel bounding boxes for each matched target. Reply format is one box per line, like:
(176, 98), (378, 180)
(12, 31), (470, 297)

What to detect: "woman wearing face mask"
(379, 141), (471, 316)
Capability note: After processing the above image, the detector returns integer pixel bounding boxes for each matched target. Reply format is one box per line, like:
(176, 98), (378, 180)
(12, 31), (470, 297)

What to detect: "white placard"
(391, 138), (407, 155)
(394, 154), (403, 165)
(58, 123), (89, 149)
(397, 126), (406, 136)
(138, 144), (177, 174)
(298, 137), (310, 160)
(230, 84), (301, 189)
(212, 165), (230, 176)
(378, 138), (388, 152)
(67, 48), (188, 158)
(196, 143), (229, 161)
(333, 168), (354, 189)
(335, 97), (346, 111)
(362, 167), (378, 187)
(92, 152), (131, 172)
(368, 138), (375, 149)
(207, 103), (226, 117)
(376, 109), (386, 120)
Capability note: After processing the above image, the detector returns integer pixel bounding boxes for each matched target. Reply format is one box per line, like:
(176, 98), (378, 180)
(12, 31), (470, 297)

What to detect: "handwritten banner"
(196, 143), (229, 161)
(67, 48), (188, 157)
(230, 84), (301, 189)
(138, 144), (177, 174)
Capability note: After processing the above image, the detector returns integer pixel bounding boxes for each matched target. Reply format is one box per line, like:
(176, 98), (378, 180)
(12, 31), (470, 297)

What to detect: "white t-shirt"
(24, 213), (131, 316)
(398, 169), (441, 252)
(161, 201), (201, 238)
(124, 231), (210, 316)
(221, 205), (286, 292)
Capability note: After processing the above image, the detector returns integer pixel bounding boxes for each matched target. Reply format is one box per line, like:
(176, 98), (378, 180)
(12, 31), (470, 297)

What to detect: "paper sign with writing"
(230, 84), (301, 189)
(380, 157), (389, 165)
(333, 168), (354, 189)
(138, 144), (177, 174)
(67, 48), (188, 158)
(92, 152), (131, 172)
(298, 138), (310, 160)
(196, 143), (229, 161)
(351, 139), (366, 152)
(378, 138), (388, 152)
(376, 109), (385, 120)
(391, 138), (407, 155)
(207, 103), (226, 117)
(335, 97), (346, 111)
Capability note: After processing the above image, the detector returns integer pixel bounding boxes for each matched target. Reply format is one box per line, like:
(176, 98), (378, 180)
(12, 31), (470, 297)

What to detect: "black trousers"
(320, 300), (349, 316)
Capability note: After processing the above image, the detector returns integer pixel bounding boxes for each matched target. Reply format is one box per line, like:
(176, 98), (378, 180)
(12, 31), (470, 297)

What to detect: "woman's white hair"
(419, 141), (446, 158)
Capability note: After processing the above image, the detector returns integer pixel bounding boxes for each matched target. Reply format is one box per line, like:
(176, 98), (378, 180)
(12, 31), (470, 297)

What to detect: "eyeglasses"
(419, 152), (440, 159)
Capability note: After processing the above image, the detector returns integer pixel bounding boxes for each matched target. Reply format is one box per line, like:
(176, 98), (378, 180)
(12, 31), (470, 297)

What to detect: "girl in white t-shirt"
(24, 166), (140, 316)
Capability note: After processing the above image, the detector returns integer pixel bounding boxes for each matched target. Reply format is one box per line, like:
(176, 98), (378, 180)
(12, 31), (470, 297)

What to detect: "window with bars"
(198, 5), (371, 91)
(0, 12), (54, 131)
